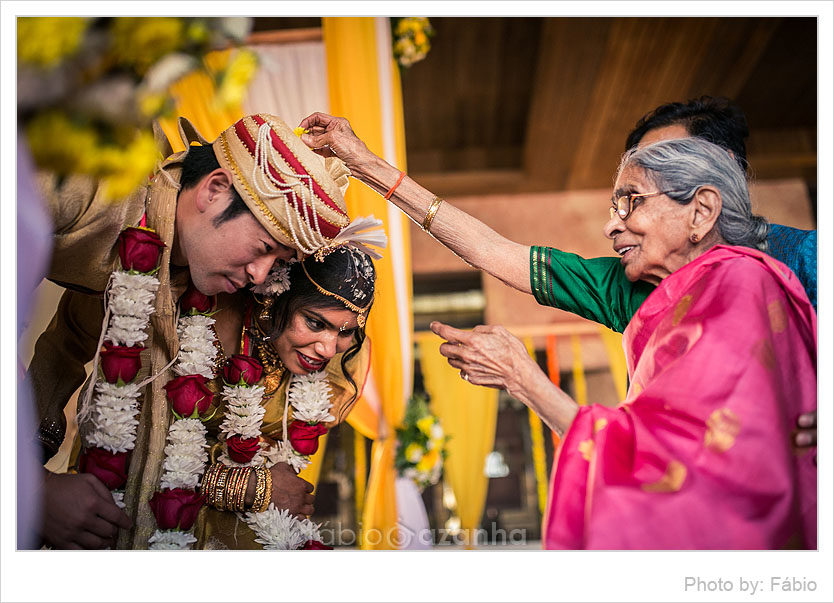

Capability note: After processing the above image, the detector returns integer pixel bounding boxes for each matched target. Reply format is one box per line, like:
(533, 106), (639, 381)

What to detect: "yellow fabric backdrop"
(323, 17), (412, 550)
(157, 50), (240, 153)
(598, 327), (628, 401)
(522, 337), (548, 517)
(417, 333), (498, 547)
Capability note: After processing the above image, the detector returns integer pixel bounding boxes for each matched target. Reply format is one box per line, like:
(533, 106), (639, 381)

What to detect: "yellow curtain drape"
(570, 335), (588, 406)
(417, 333), (498, 548)
(323, 17), (411, 550)
(522, 338), (548, 517)
(157, 50), (241, 153)
(598, 327), (628, 401)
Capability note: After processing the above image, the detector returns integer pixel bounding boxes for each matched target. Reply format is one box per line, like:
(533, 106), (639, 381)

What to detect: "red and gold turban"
(175, 113), (351, 255)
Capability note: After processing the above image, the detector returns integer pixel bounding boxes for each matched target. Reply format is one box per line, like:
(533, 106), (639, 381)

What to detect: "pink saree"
(543, 245), (817, 549)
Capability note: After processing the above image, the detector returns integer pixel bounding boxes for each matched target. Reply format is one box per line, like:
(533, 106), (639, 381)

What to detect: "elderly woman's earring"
(690, 233), (701, 243)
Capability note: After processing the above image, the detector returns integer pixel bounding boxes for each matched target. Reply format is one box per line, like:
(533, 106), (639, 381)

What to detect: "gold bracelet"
(235, 467), (252, 512)
(227, 466), (248, 512)
(421, 195), (443, 232)
(214, 466), (229, 511)
(224, 466), (241, 511)
(202, 463), (223, 507)
(251, 466), (268, 512)
(261, 466), (273, 512)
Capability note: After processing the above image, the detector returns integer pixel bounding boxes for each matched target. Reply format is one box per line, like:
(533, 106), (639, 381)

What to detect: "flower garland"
(394, 395), (449, 490)
(78, 226), (165, 510)
(238, 370), (333, 549)
(147, 284), (217, 549)
(207, 270), (333, 550)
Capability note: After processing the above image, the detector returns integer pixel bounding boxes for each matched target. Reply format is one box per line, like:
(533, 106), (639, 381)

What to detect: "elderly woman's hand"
(298, 113), (376, 174)
(430, 321), (532, 395)
(430, 321), (580, 434)
(794, 410), (817, 465)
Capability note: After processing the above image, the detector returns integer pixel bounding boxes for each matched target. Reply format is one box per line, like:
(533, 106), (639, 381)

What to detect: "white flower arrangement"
(159, 419), (209, 491)
(288, 372), (335, 424)
(148, 529), (198, 550)
(103, 272), (159, 347)
(173, 314), (218, 378)
(243, 505), (323, 550)
(84, 381), (142, 453)
(251, 259), (294, 296)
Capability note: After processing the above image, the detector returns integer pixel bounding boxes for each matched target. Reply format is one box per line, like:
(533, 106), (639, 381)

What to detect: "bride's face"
(271, 306), (359, 375)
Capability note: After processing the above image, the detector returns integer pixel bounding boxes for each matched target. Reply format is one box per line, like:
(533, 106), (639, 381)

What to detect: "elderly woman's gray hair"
(617, 137), (769, 251)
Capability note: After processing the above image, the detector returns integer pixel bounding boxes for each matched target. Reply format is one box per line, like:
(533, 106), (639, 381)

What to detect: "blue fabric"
(767, 224), (817, 310)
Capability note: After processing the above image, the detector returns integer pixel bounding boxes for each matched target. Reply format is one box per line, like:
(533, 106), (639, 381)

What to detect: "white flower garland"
(219, 369), (333, 549)
(243, 506), (324, 550)
(82, 271), (158, 453)
(148, 310), (216, 550)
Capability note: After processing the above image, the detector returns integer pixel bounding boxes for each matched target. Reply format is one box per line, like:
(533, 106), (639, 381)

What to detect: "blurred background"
(20, 16), (817, 549)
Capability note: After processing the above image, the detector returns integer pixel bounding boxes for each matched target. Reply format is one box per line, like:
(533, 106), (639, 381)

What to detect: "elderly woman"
(302, 113), (816, 548)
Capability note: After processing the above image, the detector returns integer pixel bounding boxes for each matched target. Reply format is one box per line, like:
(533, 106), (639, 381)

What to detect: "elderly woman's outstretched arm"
(300, 113), (532, 294)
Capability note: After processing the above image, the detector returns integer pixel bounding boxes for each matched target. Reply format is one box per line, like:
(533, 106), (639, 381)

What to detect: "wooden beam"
(246, 27), (322, 45)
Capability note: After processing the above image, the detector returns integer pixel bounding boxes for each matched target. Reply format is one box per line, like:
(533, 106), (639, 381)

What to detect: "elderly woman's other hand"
(794, 410), (817, 465)
(298, 113), (375, 173)
(430, 321), (579, 434)
(430, 321), (532, 395)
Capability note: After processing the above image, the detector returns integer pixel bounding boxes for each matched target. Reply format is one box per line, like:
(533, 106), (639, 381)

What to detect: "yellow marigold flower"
(17, 17), (89, 69)
(138, 92), (168, 118)
(25, 112), (96, 174)
(215, 48), (258, 109)
(416, 447), (439, 473)
(99, 132), (159, 201)
(414, 31), (427, 46)
(404, 443), (424, 463)
(110, 17), (184, 74)
(293, 126), (308, 137)
(185, 20), (210, 44)
(416, 415), (434, 436)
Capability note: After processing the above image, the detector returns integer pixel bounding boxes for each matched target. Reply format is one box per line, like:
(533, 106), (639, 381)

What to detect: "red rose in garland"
(179, 283), (213, 314)
(149, 488), (206, 530)
(78, 447), (129, 489)
(99, 342), (144, 384)
(164, 375), (214, 418)
(118, 226), (165, 273)
(226, 435), (261, 463)
(223, 354), (264, 385)
(287, 420), (328, 456)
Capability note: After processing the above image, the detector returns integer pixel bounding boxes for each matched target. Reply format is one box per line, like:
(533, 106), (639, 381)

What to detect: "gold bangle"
(252, 466), (268, 513)
(228, 466), (249, 512)
(214, 466), (229, 511)
(236, 467), (252, 512)
(261, 466), (273, 512)
(225, 466), (241, 511)
(421, 195), (443, 232)
(202, 463), (223, 507)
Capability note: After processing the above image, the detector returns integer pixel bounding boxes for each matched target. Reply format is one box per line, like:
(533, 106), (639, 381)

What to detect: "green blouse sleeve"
(529, 246), (655, 333)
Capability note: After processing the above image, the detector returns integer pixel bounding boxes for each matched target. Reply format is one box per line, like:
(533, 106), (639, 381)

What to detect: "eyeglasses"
(609, 191), (677, 221)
